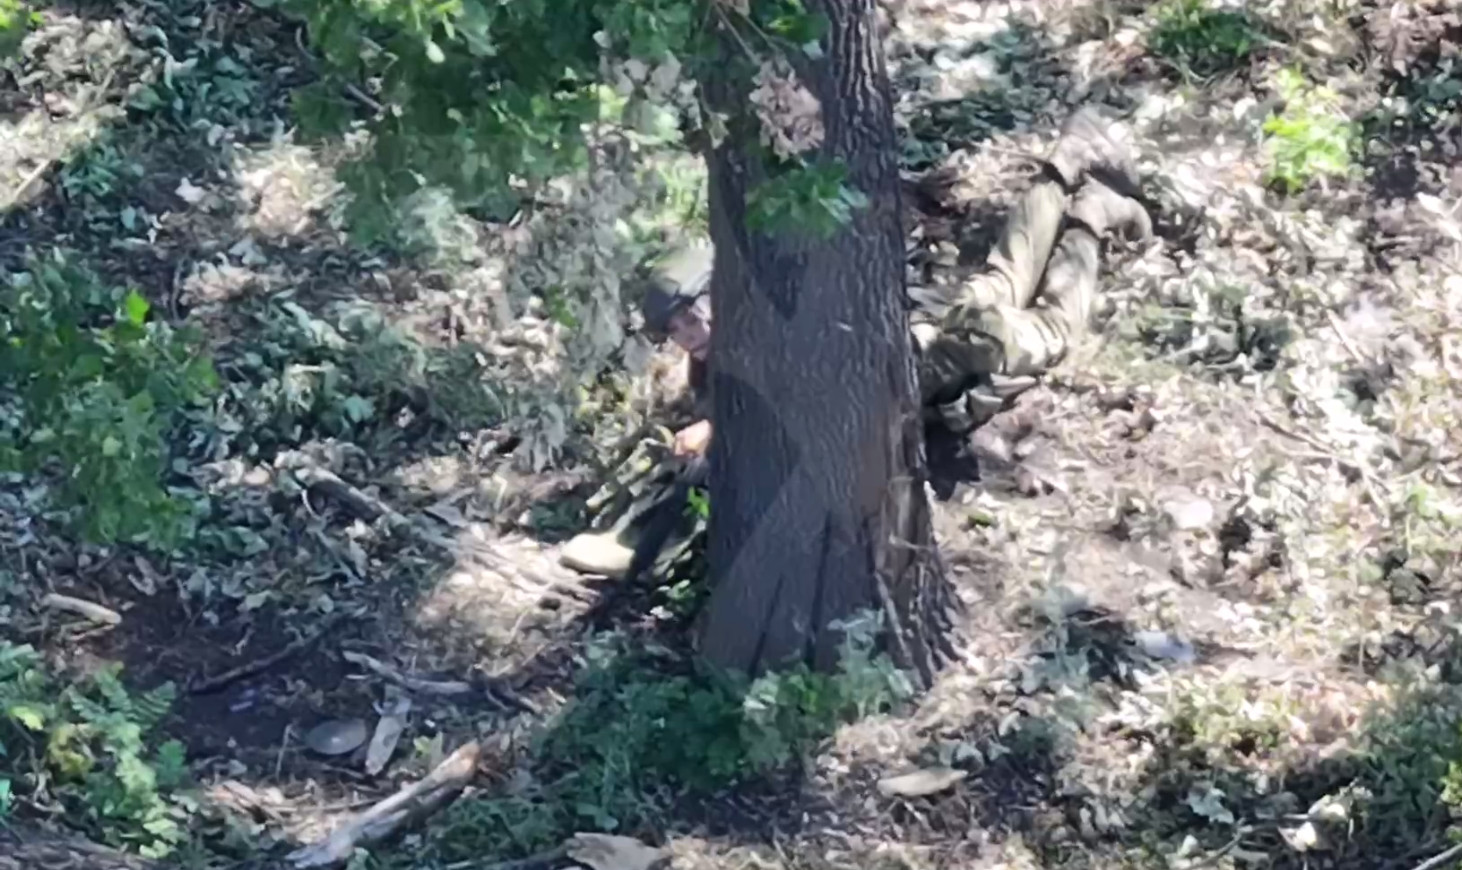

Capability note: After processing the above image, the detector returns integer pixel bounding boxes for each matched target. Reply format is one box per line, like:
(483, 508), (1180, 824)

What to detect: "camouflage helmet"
(640, 240), (713, 339)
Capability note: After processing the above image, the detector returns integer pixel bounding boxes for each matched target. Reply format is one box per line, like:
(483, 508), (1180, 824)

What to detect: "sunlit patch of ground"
(230, 133), (345, 240)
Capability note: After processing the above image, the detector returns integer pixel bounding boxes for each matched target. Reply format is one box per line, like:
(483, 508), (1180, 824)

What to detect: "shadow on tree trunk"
(694, 0), (961, 689)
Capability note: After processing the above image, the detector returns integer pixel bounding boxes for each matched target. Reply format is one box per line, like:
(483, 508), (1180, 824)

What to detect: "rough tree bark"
(695, 0), (957, 685)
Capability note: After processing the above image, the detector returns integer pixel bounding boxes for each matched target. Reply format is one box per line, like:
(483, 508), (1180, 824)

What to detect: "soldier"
(559, 107), (1151, 578)
(913, 107), (1151, 434)
(557, 242), (715, 579)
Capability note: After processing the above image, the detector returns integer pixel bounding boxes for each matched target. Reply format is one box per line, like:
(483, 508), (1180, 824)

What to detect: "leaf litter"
(1, 0), (1462, 868)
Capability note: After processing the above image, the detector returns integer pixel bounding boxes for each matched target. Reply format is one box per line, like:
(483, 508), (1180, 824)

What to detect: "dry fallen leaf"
(365, 689), (412, 775)
(1280, 821), (1321, 852)
(565, 833), (666, 870)
(877, 766), (968, 798)
(176, 177), (206, 204)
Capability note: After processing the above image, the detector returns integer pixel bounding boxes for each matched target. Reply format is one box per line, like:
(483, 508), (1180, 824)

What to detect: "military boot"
(559, 529), (637, 578)
(559, 486), (652, 578)
(1046, 107), (1142, 198)
(1068, 176), (1153, 243)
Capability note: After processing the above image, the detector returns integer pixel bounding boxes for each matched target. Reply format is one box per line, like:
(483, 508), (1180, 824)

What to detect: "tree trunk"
(696, 0), (956, 685)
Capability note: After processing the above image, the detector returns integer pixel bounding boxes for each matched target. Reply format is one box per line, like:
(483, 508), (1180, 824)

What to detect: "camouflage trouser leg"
(1001, 221), (1101, 376)
(914, 177), (1070, 408)
(583, 434), (706, 578)
(951, 177), (1068, 313)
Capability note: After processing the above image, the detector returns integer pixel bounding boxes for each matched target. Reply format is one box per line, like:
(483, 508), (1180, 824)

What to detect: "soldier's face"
(668, 308), (710, 361)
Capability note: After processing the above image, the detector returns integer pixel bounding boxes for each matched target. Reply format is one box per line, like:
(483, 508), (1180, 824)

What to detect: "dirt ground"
(2, 0), (1462, 869)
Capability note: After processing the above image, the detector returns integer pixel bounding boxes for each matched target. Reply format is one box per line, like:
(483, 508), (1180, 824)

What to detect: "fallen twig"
(287, 741), (482, 868)
(1257, 411), (1388, 509)
(1182, 830), (1244, 870)
(292, 24), (384, 114)
(0, 822), (156, 870)
(1411, 842), (1462, 870)
(41, 594), (122, 627)
(294, 465), (571, 600)
(188, 614), (345, 695)
(297, 466), (395, 524)
(1325, 309), (1368, 365)
(341, 651), (473, 696)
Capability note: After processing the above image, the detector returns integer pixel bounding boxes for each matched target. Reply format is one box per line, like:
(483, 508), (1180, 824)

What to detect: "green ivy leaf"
(7, 704), (46, 731)
(122, 290), (150, 327)
(341, 394), (375, 423)
(746, 161), (868, 240)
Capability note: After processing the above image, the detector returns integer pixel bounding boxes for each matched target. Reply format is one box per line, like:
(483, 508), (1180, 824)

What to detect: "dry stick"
(41, 593), (122, 626)
(188, 614), (345, 695)
(1256, 411), (1388, 510)
(291, 25), (383, 114)
(287, 741), (482, 869)
(296, 465), (577, 599)
(1412, 842), (1462, 870)
(1182, 830), (1245, 870)
(275, 724), (293, 781)
(341, 651), (473, 696)
(1325, 309), (1368, 365)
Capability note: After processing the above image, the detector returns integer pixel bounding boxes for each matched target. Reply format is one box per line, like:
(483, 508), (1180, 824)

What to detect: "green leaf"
(7, 704), (46, 731)
(341, 394), (374, 423)
(122, 290), (150, 327)
(746, 161), (869, 240)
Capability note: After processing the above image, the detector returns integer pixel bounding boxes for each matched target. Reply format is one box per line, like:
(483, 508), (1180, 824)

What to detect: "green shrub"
(0, 642), (193, 858)
(1262, 68), (1358, 194)
(0, 249), (218, 547)
(0, 0), (40, 60)
(418, 615), (914, 866)
(1149, 0), (1263, 78)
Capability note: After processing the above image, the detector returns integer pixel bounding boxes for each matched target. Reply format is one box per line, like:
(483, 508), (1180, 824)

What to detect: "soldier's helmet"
(640, 240), (713, 340)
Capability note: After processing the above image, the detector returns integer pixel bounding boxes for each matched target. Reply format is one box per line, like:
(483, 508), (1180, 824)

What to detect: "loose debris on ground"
(2, 0), (1461, 869)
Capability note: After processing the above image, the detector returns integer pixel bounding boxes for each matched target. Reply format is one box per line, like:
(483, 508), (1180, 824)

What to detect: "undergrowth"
(0, 249), (218, 548)
(399, 614), (914, 867)
(1263, 68), (1358, 194)
(1139, 679), (1462, 862)
(1148, 0), (1265, 78)
(0, 642), (194, 859)
(205, 299), (505, 461)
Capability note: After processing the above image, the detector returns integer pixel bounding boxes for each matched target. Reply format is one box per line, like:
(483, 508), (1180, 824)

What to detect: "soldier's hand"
(672, 420), (712, 457)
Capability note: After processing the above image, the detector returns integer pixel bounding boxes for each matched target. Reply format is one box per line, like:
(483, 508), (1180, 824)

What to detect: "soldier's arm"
(673, 356), (712, 457)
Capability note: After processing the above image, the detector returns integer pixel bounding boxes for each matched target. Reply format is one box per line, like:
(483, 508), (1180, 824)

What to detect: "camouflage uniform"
(914, 107), (1152, 433)
(559, 245), (714, 580)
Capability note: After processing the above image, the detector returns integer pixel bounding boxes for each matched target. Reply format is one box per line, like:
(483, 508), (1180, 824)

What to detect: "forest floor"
(2, 0), (1461, 869)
